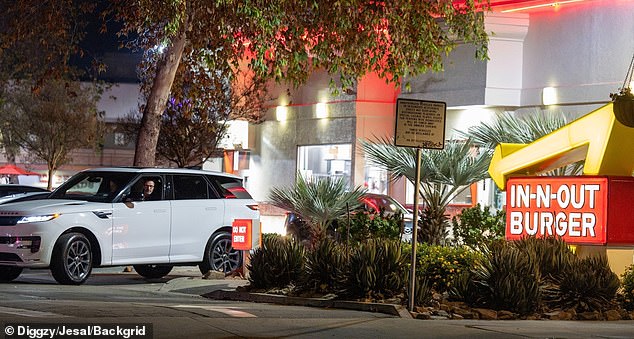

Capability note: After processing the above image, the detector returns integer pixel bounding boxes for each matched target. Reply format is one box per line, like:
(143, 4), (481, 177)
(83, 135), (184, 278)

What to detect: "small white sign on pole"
(394, 99), (447, 149)
(394, 98), (446, 312)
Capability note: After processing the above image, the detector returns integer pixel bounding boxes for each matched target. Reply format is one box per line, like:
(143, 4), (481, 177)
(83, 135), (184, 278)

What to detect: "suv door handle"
(153, 209), (167, 213)
(205, 207), (217, 211)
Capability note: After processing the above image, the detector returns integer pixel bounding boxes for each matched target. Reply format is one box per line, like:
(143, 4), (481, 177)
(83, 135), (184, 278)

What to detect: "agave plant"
(468, 240), (542, 315)
(269, 173), (366, 247)
(361, 138), (491, 245)
(556, 255), (620, 312)
(459, 109), (584, 176)
(345, 238), (408, 299)
(247, 234), (305, 290)
(298, 237), (349, 295)
(511, 236), (575, 282)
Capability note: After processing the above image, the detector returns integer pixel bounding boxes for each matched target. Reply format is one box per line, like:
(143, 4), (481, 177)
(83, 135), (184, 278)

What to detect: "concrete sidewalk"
(93, 266), (634, 338)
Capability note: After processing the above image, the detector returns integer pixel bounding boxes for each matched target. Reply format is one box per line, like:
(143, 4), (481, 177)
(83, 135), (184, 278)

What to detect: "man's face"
(144, 181), (155, 196)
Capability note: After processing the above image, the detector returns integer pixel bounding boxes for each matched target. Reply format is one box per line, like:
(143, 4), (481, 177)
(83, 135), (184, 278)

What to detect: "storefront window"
(364, 165), (388, 194)
(297, 144), (352, 186)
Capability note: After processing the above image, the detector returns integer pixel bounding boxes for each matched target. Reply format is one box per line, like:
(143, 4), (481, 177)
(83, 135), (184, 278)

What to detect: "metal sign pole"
(408, 147), (422, 312)
(393, 98), (446, 313)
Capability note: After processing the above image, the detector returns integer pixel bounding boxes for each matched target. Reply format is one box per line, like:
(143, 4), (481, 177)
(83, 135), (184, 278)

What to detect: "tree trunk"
(133, 30), (188, 167)
(47, 165), (54, 191)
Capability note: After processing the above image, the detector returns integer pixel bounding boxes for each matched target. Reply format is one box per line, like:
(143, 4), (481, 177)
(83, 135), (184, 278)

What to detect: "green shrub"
(410, 274), (433, 307)
(416, 243), (481, 293)
(557, 255), (620, 312)
(297, 237), (349, 294)
(346, 239), (407, 299)
(621, 264), (634, 310)
(467, 241), (541, 315)
(448, 270), (479, 304)
(247, 234), (305, 289)
(511, 236), (575, 282)
(450, 204), (505, 250)
(335, 210), (403, 243)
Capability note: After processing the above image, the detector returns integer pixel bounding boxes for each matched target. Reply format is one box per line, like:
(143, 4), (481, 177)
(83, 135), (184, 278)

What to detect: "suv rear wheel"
(199, 232), (242, 275)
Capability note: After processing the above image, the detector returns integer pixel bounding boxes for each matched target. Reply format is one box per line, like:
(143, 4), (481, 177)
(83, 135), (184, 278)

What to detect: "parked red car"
(284, 193), (413, 242)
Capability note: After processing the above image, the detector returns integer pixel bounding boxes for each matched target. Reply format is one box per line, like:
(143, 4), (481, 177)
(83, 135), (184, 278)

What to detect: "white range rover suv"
(0, 167), (260, 285)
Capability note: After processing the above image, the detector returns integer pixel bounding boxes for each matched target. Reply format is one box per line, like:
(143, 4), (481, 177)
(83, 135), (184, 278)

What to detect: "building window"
(405, 182), (473, 206)
(364, 165), (388, 194)
(114, 132), (126, 146)
(297, 144), (352, 186)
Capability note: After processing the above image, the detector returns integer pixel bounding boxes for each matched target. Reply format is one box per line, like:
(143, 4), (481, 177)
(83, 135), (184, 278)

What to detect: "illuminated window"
(297, 144), (352, 186)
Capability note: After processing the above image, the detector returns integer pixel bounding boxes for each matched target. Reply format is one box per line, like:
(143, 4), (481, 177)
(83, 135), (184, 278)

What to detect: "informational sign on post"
(394, 99), (447, 149)
(394, 98), (447, 312)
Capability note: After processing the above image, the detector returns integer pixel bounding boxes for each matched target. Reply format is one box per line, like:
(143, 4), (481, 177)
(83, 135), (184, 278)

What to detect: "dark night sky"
(73, 14), (142, 84)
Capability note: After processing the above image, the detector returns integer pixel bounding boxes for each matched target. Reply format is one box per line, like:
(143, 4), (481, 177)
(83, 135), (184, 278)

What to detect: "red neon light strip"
(500, 0), (586, 13)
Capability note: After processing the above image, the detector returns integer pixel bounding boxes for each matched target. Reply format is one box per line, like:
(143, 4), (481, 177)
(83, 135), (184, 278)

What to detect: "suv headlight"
(17, 214), (60, 224)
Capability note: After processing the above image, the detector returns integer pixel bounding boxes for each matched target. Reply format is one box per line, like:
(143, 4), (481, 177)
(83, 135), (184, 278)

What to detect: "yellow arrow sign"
(489, 103), (634, 190)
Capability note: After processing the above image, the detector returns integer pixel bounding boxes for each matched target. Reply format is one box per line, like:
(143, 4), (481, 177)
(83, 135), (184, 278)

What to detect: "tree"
(107, 0), (490, 166)
(2, 1), (490, 167)
(459, 110), (584, 176)
(0, 79), (105, 190)
(0, 1), (104, 166)
(269, 174), (366, 247)
(120, 65), (268, 167)
(361, 139), (491, 245)
(0, 0), (96, 83)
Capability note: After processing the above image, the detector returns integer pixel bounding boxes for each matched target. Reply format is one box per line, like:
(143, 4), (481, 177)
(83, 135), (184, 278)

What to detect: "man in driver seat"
(141, 179), (156, 201)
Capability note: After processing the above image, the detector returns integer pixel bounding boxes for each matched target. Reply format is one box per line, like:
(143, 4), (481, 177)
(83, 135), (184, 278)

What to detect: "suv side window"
(129, 176), (163, 201)
(173, 175), (209, 200)
(208, 175), (252, 199)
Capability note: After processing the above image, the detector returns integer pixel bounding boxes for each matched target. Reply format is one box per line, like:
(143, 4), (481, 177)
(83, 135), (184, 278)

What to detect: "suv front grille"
(0, 216), (21, 226)
(0, 237), (16, 244)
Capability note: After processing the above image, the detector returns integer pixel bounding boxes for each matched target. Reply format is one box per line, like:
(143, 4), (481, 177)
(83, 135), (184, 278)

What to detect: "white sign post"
(394, 98), (446, 312)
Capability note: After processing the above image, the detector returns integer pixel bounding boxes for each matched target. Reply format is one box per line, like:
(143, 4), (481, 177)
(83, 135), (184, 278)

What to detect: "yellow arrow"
(489, 103), (634, 190)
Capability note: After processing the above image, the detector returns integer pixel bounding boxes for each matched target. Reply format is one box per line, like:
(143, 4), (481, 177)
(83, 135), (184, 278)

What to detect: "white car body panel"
(0, 199), (114, 268)
(111, 200), (171, 265)
(224, 199), (261, 249)
(168, 199), (224, 263)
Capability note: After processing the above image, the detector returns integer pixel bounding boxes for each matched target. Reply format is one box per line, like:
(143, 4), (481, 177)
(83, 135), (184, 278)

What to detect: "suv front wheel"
(50, 233), (93, 285)
(0, 266), (23, 282)
(199, 232), (242, 275)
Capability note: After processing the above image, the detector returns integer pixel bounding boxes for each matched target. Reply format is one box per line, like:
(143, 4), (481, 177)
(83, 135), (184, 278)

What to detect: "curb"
(202, 290), (412, 318)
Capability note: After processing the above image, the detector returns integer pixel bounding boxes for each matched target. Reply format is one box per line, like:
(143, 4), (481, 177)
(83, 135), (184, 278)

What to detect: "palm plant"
(361, 138), (491, 245)
(459, 110), (583, 176)
(269, 174), (366, 247)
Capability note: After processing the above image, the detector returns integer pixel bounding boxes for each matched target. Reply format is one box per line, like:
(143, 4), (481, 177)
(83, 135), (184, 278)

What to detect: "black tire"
(134, 264), (173, 279)
(50, 233), (93, 285)
(285, 223), (301, 242)
(0, 266), (23, 282)
(198, 232), (242, 275)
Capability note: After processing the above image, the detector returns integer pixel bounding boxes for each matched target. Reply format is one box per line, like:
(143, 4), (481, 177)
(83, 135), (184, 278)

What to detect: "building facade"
(5, 1), (633, 237)
(247, 0), (634, 232)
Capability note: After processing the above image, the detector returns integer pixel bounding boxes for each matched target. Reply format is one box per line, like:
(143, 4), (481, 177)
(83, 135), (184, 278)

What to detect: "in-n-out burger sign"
(506, 177), (608, 244)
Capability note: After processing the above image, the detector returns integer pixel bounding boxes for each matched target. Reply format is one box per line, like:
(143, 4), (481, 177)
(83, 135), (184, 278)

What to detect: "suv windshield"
(50, 171), (137, 203)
